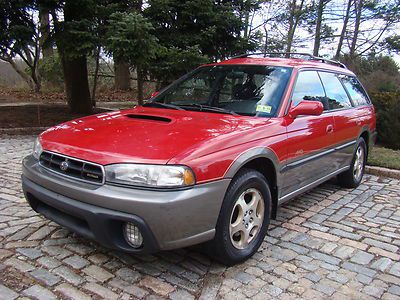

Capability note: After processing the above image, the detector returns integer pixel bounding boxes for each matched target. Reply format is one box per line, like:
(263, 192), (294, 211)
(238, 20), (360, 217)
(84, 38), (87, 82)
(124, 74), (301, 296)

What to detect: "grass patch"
(368, 145), (400, 170)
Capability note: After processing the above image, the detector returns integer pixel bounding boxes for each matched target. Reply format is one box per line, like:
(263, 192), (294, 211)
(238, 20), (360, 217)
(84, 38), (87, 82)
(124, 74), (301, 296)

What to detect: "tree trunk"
(91, 46), (101, 107)
(39, 8), (53, 58)
(349, 0), (363, 57)
(313, 0), (325, 56)
(137, 67), (144, 106)
(62, 55), (92, 113)
(286, 0), (304, 54)
(55, 0), (92, 114)
(335, 0), (353, 59)
(114, 58), (131, 90)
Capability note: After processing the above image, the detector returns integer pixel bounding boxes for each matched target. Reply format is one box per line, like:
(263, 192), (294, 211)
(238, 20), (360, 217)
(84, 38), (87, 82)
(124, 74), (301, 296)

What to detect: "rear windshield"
(152, 65), (293, 117)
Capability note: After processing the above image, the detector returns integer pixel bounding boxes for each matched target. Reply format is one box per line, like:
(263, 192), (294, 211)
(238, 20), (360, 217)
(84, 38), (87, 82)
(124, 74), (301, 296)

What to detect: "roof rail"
(231, 52), (347, 69)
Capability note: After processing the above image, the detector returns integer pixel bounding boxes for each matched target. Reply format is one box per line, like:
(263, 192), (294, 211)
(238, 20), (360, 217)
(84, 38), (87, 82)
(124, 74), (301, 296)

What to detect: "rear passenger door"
(318, 72), (359, 169)
(282, 70), (336, 197)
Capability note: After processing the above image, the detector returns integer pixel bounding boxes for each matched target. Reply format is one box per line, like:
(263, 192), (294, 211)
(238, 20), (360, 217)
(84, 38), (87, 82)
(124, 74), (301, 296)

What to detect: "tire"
(208, 169), (271, 266)
(338, 138), (367, 188)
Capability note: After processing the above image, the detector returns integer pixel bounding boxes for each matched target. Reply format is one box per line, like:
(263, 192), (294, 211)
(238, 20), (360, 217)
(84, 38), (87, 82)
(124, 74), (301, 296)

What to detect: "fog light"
(124, 222), (143, 248)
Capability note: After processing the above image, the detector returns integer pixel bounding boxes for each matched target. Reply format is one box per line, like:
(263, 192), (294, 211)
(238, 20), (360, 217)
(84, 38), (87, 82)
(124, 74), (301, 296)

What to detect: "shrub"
(371, 92), (400, 150)
(38, 55), (64, 90)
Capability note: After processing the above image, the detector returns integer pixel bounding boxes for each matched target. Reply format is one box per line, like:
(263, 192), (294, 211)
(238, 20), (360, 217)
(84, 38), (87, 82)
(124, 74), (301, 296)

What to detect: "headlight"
(105, 164), (196, 188)
(33, 137), (43, 159)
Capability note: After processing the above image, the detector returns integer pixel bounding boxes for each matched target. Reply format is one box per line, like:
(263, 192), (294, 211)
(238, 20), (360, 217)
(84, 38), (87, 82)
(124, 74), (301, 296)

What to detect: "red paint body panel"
(39, 57), (377, 185)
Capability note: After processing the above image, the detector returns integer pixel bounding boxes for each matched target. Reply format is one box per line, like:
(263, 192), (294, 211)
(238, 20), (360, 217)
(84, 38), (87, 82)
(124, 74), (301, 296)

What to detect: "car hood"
(40, 106), (271, 165)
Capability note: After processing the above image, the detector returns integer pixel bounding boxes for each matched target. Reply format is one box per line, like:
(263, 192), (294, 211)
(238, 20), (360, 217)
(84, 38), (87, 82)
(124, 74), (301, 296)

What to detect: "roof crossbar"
(231, 52), (347, 69)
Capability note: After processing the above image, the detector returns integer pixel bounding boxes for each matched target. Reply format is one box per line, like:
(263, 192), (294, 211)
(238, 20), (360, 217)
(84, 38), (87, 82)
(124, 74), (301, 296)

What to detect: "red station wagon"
(22, 53), (376, 265)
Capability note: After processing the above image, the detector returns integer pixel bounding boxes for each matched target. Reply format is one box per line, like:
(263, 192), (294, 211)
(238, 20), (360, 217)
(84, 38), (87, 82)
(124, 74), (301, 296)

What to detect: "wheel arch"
(358, 126), (371, 157)
(224, 147), (282, 219)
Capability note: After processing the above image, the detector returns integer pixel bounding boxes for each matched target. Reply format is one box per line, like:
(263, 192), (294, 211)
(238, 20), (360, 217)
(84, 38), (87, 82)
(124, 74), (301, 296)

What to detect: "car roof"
(204, 57), (355, 76)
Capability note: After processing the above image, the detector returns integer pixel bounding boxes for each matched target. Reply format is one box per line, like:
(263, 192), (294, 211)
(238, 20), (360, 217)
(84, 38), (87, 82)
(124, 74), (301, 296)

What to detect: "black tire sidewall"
(215, 169), (271, 264)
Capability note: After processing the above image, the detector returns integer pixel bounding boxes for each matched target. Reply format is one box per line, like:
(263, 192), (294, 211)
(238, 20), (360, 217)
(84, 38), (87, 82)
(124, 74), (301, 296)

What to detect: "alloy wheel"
(353, 146), (365, 182)
(229, 188), (265, 249)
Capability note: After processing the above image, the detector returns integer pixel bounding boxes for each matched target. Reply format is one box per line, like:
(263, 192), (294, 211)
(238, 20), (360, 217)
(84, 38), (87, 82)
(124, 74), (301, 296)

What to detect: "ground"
(1, 135), (400, 300)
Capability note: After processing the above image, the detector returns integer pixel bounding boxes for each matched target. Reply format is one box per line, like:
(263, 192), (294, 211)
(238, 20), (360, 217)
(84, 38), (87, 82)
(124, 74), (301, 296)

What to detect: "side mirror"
(288, 100), (324, 118)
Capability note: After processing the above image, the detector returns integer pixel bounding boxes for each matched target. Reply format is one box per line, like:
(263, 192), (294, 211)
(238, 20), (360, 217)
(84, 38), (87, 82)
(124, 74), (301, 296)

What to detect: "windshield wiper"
(142, 102), (185, 111)
(179, 104), (238, 115)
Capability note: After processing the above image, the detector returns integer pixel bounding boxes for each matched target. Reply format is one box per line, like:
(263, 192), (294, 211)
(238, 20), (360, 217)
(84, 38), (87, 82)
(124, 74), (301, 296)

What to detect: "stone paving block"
(16, 247), (42, 259)
(342, 262), (376, 277)
(83, 265), (114, 282)
(109, 278), (148, 299)
(170, 289), (196, 300)
(139, 276), (175, 296)
(4, 257), (35, 272)
(29, 269), (60, 287)
(371, 257), (393, 272)
(53, 266), (84, 285)
(0, 284), (18, 300)
(363, 238), (398, 253)
(55, 283), (91, 300)
(23, 284), (57, 300)
(63, 255), (89, 269)
(83, 282), (119, 300)
(350, 251), (375, 265)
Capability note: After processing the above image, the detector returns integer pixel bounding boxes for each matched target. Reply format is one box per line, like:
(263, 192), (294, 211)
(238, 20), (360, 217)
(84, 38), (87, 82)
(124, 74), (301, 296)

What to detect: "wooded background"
(0, 0), (399, 113)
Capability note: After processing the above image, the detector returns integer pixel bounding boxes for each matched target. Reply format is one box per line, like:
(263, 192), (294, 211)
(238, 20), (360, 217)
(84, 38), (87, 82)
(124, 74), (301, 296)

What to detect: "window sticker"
(256, 105), (272, 113)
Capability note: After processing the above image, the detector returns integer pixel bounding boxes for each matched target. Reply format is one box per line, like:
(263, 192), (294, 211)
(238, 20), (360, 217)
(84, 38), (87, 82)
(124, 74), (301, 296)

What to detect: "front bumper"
(22, 155), (230, 253)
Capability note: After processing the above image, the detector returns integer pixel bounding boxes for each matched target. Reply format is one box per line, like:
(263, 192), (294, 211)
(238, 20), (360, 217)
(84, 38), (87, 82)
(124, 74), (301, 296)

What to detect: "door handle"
(326, 124), (334, 133)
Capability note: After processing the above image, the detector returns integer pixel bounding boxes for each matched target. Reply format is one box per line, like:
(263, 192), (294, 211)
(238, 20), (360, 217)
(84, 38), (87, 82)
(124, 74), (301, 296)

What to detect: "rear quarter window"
(340, 76), (370, 106)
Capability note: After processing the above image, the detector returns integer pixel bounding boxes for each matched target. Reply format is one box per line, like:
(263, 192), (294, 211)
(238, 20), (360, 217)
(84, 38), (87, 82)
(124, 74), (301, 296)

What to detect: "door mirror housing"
(288, 100), (324, 118)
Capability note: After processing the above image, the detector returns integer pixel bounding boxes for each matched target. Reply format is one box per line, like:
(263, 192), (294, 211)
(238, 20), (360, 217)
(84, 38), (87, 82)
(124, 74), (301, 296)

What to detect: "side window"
(319, 72), (353, 110)
(291, 71), (327, 110)
(340, 76), (370, 106)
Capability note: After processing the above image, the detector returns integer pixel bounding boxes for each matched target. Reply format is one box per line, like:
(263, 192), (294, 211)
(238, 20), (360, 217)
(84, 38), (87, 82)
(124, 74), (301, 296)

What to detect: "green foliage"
(0, 0), (36, 58)
(371, 92), (400, 150)
(105, 11), (159, 68)
(148, 46), (209, 85)
(144, 0), (257, 83)
(38, 54), (64, 89)
(54, 0), (97, 59)
(341, 54), (400, 93)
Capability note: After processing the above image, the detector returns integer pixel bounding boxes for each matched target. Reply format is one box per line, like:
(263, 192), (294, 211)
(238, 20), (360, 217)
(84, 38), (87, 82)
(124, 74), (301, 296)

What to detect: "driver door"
(281, 70), (336, 198)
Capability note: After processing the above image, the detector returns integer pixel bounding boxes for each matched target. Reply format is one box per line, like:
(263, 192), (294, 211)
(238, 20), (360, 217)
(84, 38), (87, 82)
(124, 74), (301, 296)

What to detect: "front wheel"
(208, 169), (271, 266)
(338, 138), (367, 188)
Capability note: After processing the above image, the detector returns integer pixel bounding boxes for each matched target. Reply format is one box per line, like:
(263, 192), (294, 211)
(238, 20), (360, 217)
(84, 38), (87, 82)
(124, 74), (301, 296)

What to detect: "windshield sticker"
(256, 105), (272, 113)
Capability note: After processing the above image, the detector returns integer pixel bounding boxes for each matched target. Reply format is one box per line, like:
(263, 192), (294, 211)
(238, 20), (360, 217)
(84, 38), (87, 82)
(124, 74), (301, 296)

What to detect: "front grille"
(39, 151), (104, 184)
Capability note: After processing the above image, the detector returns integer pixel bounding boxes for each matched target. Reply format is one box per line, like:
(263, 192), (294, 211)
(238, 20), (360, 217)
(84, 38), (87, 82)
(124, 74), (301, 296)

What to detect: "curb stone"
(365, 165), (400, 179)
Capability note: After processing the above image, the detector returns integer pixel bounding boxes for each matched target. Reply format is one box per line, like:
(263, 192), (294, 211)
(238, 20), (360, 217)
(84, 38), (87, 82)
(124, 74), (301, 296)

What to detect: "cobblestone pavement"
(1, 135), (400, 300)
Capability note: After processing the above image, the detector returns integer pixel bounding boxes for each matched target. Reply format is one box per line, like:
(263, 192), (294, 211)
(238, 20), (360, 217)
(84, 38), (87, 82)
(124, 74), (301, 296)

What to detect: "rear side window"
(319, 72), (352, 110)
(292, 71), (327, 110)
(340, 76), (370, 106)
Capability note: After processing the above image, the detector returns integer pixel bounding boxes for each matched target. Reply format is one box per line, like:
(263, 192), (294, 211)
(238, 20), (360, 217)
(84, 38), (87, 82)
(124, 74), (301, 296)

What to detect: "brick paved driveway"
(1, 135), (400, 300)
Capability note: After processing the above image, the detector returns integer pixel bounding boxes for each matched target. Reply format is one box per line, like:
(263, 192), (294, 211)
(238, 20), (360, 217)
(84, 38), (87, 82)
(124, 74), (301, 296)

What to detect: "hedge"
(370, 92), (400, 150)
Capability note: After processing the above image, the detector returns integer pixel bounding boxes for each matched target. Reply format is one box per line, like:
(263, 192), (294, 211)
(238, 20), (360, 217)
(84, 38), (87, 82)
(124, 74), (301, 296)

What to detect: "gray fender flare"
(223, 147), (282, 188)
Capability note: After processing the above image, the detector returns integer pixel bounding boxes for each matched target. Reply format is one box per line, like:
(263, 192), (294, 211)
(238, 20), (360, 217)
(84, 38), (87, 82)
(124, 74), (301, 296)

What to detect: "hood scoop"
(125, 114), (171, 123)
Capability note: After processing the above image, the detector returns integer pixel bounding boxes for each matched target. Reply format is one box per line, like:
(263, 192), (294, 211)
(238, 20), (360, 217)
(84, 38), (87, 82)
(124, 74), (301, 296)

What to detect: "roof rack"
(231, 52), (347, 69)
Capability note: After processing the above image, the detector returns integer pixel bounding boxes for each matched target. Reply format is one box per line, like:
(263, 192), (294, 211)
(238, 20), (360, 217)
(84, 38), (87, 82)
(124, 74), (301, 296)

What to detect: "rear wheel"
(208, 169), (271, 266)
(338, 138), (367, 188)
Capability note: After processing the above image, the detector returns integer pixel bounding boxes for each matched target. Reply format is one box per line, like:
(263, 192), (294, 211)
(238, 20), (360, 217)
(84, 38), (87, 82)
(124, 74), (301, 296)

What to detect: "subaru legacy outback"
(22, 53), (376, 265)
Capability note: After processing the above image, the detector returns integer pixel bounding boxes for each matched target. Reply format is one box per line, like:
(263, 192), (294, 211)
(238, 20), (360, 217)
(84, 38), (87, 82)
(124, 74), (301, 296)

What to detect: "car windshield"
(150, 65), (293, 117)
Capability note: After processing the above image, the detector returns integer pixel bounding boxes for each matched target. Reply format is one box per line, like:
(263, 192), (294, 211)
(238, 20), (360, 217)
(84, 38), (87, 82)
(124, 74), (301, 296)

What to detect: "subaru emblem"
(60, 160), (69, 171)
